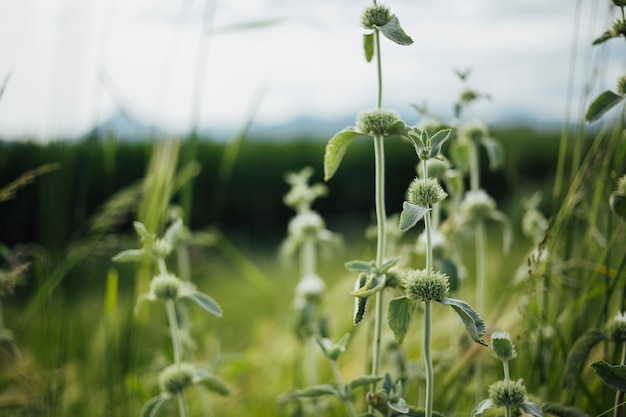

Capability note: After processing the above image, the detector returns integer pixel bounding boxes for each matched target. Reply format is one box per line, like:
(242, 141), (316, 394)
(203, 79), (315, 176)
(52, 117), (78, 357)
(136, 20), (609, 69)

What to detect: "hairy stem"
(177, 391), (190, 417)
(424, 300), (434, 417)
(330, 360), (359, 417)
(503, 359), (511, 417)
(165, 299), (182, 365)
(375, 30), (382, 109)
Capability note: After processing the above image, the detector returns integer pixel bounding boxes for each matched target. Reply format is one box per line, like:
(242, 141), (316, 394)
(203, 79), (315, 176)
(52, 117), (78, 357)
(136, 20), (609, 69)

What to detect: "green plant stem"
(158, 258), (168, 276)
(424, 300), (434, 417)
(374, 30), (382, 109)
(177, 392), (191, 417)
(371, 134), (387, 389)
(330, 360), (359, 417)
(300, 236), (319, 387)
(165, 299), (182, 364)
(502, 359), (512, 417)
(300, 236), (316, 280)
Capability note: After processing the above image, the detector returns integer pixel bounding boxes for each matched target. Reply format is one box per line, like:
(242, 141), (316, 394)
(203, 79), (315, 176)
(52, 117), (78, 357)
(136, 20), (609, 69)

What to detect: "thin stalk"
(374, 29), (383, 109)
(177, 392), (190, 417)
(165, 299), (182, 365)
(300, 236), (319, 387)
(371, 134), (387, 388)
(503, 359), (511, 417)
(614, 341), (626, 417)
(424, 300), (434, 417)
(330, 360), (359, 417)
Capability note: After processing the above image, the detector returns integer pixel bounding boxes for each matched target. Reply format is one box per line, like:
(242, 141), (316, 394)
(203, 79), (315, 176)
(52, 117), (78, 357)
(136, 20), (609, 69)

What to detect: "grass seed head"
(403, 269), (450, 302)
(150, 273), (183, 300)
(406, 177), (447, 207)
(357, 109), (400, 137)
(159, 363), (195, 396)
(488, 380), (527, 408)
(361, 4), (391, 29)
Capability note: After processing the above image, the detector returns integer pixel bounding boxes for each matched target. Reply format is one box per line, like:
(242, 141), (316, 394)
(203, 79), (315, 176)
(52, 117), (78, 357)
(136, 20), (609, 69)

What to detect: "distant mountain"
(86, 109), (169, 140)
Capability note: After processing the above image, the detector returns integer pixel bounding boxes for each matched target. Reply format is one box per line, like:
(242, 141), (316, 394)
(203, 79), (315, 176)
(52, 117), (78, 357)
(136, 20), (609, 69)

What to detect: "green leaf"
(324, 128), (363, 181)
(345, 259), (375, 273)
(379, 257), (400, 273)
(591, 360), (626, 392)
(140, 395), (168, 417)
(180, 291), (223, 318)
(406, 129), (426, 157)
(194, 369), (230, 395)
(388, 397), (410, 414)
(430, 128), (452, 157)
(349, 375), (384, 389)
(163, 218), (183, 247)
(520, 401), (544, 417)
(592, 30), (614, 46)
(351, 274), (386, 298)
(562, 328), (610, 388)
(294, 384), (340, 398)
(375, 15), (413, 45)
(470, 399), (494, 417)
(399, 202), (429, 232)
(353, 274), (369, 325)
(133, 221), (150, 239)
(450, 141), (471, 173)
(481, 137), (505, 170)
(610, 193), (626, 221)
(364, 33), (374, 62)
(585, 90), (624, 122)
(388, 296), (416, 344)
(112, 249), (146, 263)
(542, 401), (589, 417)
(436, 259), (459, 293)
(390, 120), (412, 137)
(440, 298), (486, 345)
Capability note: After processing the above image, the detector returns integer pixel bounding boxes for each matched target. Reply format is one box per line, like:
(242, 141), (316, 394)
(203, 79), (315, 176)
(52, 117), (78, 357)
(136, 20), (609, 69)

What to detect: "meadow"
(1, 1), (626, 416)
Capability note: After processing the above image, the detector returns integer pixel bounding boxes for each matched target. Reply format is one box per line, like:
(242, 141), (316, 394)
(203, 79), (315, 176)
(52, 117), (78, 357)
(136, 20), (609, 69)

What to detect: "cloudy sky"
(0, 0), (622, 141)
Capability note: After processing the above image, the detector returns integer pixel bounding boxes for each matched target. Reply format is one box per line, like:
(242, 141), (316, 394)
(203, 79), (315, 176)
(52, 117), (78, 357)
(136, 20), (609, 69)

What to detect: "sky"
(0, 0), (623, 141)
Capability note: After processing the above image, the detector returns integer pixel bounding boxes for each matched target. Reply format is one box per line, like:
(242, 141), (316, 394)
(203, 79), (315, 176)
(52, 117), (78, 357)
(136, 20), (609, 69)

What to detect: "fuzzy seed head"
(617, 175), (626, 195)
(609, 312), (626, 342)
(611, 19), (626, 37)
(460, 123), (488, 145)
(159, 363), (195, 396)
(361, 4), (391, 29)
(460, 189), (496, 222)
(357, 109), (400, 137)
(403, 269), (450, 302)
(150, 273), (183, 300)
(406, 177), (447, 207)
(488, 380), (527, 408)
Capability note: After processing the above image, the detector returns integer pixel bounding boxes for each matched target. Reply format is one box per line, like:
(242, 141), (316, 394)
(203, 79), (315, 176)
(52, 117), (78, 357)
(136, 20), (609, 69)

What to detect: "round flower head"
(406, 177), (447, 207)
(357, 109), (400, 137)
(403, 269), (450, 302)
(459, 122), (488, 145)
(488, 379), (527, 408)
(609, 311), (626, 342)
(150, 273), (183, 300)
(460, 189), (496, 222)
(361, 4), (391, 29)
(159, 363), (195, 396)
(288, 211), (325, 239)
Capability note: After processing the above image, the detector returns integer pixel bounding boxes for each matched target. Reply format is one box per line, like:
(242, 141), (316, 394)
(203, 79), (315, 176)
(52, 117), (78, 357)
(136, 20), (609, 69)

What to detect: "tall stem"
(374, 30), (383, 109)
(424, 300), (434, 417)
(177, 392), (191, 417)
(330, 360), (359, 417)
(165, 299), (182, 365)
(372, 134), (387, 386)
(503, 359), (511, 417)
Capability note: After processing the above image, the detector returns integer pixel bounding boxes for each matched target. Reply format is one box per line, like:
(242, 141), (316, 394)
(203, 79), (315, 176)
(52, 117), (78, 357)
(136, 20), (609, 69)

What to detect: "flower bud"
(159, 363), (195, 396)
(406, 178), (447, 208)
(610, 19), (626, 37)
(460, 189), (496, 222)
(490, 331), (517, 361)
(357, 109), (400, 137)
(150, 273), (183, 300)
(488, 380), (527, 408)
(361, 4), (391, 29)
(403, 269), (450, 302)
(153, 238), (173, 258)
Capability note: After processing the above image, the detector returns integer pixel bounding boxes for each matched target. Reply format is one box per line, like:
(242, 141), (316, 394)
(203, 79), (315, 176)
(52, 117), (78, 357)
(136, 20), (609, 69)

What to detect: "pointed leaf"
(163, 218), (184, 247)
(399, 202), (429, 232)
(364, 33), (374, 62)
(591, 360), (626, 392)
(388, 397), (410, 414)
(430, 128), (452, 156)
(382, 373), (395, 393)
(440, 297), (487, 345)
(592, 30), (614, 46)
(112, 249), (146, 263)
(471, 399), (494, 417)
(324, 128), (363, 180)
(133, 221), (150, 239)
(542, 401), (590, 417)
(353, 273), (369, 325)
(481, 137), (505, 170)
(349, 375), (384, 389)
(351, 274), (386, 298)
(390, 119), (411, 137)
(180, 291), (223, 318)
(585, 90), (624, 122)
(140, 395), (168, 417)
(375, 15), (413, 45)
(345, 259), (375, 273)
(379, 257), (400, 273)
(294, 384), (340, 398)
(562, 328), (610, 388)
(194, 369), (230, 395)
(388, 296), (416, 344)
(520, 401), (544, 417)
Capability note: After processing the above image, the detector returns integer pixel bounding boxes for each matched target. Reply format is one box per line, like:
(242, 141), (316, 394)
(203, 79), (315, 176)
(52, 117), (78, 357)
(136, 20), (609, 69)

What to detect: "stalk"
(424, 300), (434, 417)
(165, 299), (182, 365)
(301, 235), (319, 387)
(330, 359), (359, 417)
(502, 358), (512, 417)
